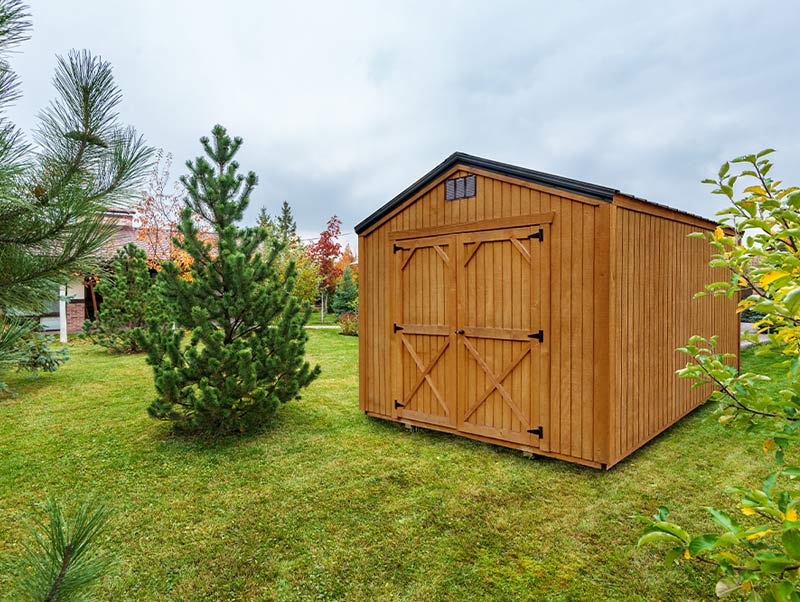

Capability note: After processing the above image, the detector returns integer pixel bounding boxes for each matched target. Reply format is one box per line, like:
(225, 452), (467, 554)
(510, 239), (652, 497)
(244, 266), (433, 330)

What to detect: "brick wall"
(66, 301), (85, 333)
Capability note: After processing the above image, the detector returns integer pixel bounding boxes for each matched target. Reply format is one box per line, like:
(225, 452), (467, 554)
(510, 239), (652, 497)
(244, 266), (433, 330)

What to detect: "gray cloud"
(11, 0), (800, 250)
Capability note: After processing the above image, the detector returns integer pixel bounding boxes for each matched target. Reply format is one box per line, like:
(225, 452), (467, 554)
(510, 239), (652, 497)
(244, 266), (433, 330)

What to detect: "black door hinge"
(393, 243), (408, 254)
(528, 329), (544, 343)
(393, 323), (404, 333)
(395, 400), (405, 409)
(528, 426), (544, 437)
(528, 228), (544, 242)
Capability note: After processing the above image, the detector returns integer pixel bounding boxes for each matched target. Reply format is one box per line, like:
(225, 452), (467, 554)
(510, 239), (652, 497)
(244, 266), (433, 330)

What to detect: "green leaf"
(757, 148), (777, 158)
(652, 521), (691, 544)
(764, 471), (778, 495)
(707, 508), (741, 535)
(720, 162), (731, 178)
(664, 547), (683, 566)
(688, 533), (718, 556)
(782, 529), (800, 560)
(760, 557), (795, 574)
(770, 580), (797, 602)
(782, 287), (800, 315)
(638, 531), (684, 547)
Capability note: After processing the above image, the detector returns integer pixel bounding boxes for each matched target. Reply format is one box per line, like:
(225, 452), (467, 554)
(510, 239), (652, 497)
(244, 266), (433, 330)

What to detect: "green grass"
(0, 338), (784, 601)
(306, 311), (338, 326)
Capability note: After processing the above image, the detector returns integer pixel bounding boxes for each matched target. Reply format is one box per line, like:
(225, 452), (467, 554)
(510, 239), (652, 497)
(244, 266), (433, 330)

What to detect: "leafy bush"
(638, 150), (800, 598)
(9, 496), (115, 602)
(338, 312), (358, 336)
(15, 329), (69, 376)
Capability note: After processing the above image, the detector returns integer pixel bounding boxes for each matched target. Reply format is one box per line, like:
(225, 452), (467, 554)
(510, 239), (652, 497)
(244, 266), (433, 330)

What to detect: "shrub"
(637, 150), (800, 597)
(740, 307), (766, 323)
(15, 329), (69, 377)
(338, 312), (358, 336)
(82, 243), (159, 354)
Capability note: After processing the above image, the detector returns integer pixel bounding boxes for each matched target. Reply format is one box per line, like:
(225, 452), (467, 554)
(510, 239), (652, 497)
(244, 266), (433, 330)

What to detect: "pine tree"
(277, 200), (297, 244)
(0, 0), (152, 382)
(332, 265), (358, 317)
(142, 125), (320, 434)
(82, 243), (157, 353)
(12, 497), (115, 602)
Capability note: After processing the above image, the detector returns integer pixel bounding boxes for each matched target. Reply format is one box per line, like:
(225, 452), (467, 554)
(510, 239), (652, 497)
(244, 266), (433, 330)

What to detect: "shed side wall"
(609, 202), (739, 466)
(359, 170), (606, 464)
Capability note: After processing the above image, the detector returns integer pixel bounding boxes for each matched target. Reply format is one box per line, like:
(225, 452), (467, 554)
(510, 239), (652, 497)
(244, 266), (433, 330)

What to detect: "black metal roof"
(354, 152), (619, 234)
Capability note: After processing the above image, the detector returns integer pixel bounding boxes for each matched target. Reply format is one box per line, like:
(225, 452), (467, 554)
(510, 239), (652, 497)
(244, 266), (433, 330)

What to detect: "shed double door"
(392, 225), (549, 448)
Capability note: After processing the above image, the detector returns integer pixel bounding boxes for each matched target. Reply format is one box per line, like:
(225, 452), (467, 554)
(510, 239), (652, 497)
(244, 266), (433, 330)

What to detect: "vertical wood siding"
(609, 204), (739, 465)
(359, 172), (603, 464)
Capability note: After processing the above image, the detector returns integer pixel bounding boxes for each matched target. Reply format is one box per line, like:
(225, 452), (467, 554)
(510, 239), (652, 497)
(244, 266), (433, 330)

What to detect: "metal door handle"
(454, 329), (465, 335)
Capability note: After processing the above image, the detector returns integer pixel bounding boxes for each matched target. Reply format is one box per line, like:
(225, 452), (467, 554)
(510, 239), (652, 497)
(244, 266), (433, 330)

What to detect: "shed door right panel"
(456, 226), (549, 447)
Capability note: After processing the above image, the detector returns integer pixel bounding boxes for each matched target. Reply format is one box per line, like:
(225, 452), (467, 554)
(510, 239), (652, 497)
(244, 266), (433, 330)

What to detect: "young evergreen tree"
(82, 243), (157, 353)
(142, 125), (320, 434)
(277, 200), (298, 244)
(332, 265), (358, 317)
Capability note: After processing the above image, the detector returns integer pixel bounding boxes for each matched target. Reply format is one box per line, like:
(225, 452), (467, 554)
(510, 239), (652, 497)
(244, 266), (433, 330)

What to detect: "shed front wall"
(607, 196), (740, 466)
(359, 169), (607, 466)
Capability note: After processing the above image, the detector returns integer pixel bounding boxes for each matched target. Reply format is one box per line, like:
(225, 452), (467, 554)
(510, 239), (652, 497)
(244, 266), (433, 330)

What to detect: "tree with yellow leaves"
(638, 150), (800, 599)
(136, 150), (212, 279)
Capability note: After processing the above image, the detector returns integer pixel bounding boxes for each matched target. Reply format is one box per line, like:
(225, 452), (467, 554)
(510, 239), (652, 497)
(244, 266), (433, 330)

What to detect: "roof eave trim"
(355, 152), (617, 235)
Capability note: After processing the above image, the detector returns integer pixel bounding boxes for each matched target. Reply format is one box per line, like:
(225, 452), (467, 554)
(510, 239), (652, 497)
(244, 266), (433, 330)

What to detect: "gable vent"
(445, 175), (476, 201)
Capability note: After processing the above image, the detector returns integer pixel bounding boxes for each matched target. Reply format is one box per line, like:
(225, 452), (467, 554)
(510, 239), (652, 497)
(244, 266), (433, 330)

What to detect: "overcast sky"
(9, 1), (800, 248)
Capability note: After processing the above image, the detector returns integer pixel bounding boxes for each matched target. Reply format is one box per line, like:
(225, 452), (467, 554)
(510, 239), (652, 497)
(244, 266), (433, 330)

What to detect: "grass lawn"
(306, 311), (338, 326)
(0, 333), (782, 601)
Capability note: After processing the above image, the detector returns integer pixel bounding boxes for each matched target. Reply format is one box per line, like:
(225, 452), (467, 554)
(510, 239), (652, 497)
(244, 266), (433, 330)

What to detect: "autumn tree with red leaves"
(307, 215), (342, 320)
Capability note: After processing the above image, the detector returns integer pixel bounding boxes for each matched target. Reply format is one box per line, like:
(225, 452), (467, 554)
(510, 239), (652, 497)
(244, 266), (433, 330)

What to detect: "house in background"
(43, 208), (146, 342)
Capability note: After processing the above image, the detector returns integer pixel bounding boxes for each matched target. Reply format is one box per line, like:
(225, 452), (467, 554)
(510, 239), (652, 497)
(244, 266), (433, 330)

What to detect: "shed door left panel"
(391, 235), (457, 428)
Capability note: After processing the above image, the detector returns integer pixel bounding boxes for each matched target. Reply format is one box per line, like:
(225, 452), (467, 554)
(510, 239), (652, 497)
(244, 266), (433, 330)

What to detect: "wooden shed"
(355, 153), (739, 468)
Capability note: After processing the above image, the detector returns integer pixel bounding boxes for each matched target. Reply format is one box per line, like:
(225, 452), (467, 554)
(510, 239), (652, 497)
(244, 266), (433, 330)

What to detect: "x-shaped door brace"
(460, 337), (530, 425)
(400, 335), (450, 415)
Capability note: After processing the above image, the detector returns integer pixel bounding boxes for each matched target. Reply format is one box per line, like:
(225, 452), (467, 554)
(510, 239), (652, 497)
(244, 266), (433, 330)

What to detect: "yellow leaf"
(714, 227), (724, 241)
(742, 582), (752, 592)
(787, 508), (798, 522)
(719, 551), (739, 563)
(683, 550), (692, 560)
(744, 185), (766, 195)
(745, 528), (773, 540)
(741, 507), (757, 516)
(760, 270), (789, 288)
